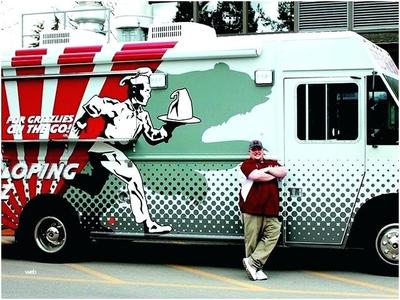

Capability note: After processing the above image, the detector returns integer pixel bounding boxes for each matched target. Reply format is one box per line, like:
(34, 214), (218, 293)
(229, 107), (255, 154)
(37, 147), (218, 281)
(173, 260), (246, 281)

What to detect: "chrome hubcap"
(34, 216), (66, 253)
(376, 224), (398, 265)
(46, 226), (60, 244)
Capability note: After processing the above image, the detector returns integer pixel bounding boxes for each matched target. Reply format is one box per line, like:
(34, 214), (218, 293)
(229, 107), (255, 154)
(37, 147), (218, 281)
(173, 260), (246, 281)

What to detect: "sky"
(0, 0), (280, 54)
(0, 0), (77, 52)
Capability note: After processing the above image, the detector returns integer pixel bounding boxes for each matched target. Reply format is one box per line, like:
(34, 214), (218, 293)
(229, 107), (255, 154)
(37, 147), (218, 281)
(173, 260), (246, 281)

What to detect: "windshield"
(383, 74), (399, 102)
(367, 75), (399, 145)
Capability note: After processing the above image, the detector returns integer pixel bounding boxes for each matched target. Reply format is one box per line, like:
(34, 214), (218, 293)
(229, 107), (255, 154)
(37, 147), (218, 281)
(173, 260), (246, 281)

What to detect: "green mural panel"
(131, 62), (271, 156)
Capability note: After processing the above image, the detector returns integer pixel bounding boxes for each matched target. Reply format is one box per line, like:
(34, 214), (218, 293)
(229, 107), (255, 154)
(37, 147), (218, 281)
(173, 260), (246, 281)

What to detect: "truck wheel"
(375, 223), (398, 266)
(34, 216), (68, 255)
(18, 198), (83, 262)
(367, 222), (398, 274)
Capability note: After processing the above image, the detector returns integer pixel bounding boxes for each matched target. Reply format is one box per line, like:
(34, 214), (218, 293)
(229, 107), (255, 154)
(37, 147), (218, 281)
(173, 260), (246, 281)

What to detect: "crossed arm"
(248, 166), (288, 182)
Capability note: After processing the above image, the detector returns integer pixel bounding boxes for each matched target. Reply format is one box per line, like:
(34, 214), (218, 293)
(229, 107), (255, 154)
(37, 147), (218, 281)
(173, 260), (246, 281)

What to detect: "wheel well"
(15, 194), (81, 243)
(347, 193), (399, 248)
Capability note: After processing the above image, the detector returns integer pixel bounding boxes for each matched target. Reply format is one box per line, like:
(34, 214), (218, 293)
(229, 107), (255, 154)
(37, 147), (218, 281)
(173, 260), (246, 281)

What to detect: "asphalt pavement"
(1, 236), (398, 298)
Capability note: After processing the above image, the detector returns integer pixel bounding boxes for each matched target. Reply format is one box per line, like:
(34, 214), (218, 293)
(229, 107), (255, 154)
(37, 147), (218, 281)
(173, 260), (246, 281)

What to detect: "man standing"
(238, 140), (287, 280)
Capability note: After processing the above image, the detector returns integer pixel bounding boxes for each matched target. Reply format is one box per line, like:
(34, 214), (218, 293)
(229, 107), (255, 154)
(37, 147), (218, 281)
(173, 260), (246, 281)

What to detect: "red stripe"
(113, 49), (167, 62)
(16, 68), (46, 76)
(2, 202), (19, 224)
(53, 63), (106, 140)
(1, 177), (22, 215)
(45, 61), (97, 191)
(58, 53), (98, 65)
(23, 144), (40, 200)
(50, 64), (94, 140)
(1, 216), (17, 230)
(15, 48), (47, 56)
(12, 48), (47, 67)
(16, 68), (44, 141)
(64, 45), (102, 54)
(9, 180), (27, 209)
(1, 82), (13, 140)
(3, 144), (27, 209)
(3, 190), (22, 215)
(12, 56), (43, 67)
(121, 41), (177, 51)
(99, 45), (172, 98)
(46, 61), (96, 193)
(52, 54), (104, 140)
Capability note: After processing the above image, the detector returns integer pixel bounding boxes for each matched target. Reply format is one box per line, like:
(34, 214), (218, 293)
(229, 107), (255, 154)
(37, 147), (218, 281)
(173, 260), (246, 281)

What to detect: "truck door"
(283, 77), (365, 245)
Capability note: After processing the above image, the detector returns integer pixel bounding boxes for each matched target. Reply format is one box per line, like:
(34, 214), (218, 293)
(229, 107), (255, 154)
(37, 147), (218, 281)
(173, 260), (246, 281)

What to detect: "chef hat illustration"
(119, 67), (152, 86)
(158, 88), (200, 123)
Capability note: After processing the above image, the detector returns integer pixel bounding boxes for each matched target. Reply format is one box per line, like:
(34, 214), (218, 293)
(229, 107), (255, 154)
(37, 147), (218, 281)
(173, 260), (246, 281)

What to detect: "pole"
(193, 1), (199, 23)
(242, 1), (248, 34)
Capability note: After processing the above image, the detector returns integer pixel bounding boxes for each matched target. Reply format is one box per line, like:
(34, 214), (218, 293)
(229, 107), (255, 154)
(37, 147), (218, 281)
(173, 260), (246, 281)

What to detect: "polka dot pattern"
(281, 159), (365, 244)
(63, 157), (398, 243)
(64, 161), (243, 236)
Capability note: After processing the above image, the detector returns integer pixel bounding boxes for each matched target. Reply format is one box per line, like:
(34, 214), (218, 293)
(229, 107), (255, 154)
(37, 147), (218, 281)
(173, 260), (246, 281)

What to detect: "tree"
(173, 1), (259, 34)
(254, 3), (279, 32)
(173, 1), (195, 22)
(29, 15), (63, 48)
(51, 15), (61, 31)
(256, 1), (294, 32)
(29, 21), (45, 48)
(276, 1), (294, 32)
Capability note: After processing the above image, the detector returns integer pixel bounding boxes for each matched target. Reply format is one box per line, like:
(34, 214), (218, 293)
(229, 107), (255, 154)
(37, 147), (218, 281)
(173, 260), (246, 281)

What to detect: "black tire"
(365, 221), (398, 275)
(17, 196), (84, 262)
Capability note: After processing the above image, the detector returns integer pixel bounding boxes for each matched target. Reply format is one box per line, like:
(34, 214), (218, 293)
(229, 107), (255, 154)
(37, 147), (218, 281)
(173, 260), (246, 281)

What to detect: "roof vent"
(40, 31), (71, 46)
(39, 30), (107, 47)
(148, 22), (216, 41)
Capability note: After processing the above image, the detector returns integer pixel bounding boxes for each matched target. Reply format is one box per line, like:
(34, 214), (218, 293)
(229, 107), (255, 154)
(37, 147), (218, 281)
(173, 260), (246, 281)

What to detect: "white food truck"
(1, 23), (398, 272)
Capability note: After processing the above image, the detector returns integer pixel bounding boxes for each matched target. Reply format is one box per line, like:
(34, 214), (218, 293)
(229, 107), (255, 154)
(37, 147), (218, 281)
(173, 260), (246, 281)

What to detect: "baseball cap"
(249, 140), (263, 150)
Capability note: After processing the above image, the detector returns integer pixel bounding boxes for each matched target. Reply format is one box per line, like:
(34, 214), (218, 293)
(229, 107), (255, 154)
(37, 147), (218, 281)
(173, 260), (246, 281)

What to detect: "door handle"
(288, 187), (302, 197)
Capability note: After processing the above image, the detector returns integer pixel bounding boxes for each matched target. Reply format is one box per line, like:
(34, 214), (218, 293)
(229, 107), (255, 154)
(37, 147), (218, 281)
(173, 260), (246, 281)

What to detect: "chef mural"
(69, 67), (200, 234)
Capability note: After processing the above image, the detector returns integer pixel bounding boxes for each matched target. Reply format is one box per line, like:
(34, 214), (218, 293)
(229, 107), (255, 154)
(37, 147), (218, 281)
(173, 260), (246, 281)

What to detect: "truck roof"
(1, 30), (397, 77)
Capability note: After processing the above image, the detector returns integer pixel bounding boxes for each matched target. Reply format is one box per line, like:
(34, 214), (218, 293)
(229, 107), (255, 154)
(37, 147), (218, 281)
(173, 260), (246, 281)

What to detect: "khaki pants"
(242, 213), (281, 270)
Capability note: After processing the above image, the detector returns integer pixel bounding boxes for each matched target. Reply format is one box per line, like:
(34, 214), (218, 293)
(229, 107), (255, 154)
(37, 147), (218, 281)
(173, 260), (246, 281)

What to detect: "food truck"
(1, 23), (398, 271)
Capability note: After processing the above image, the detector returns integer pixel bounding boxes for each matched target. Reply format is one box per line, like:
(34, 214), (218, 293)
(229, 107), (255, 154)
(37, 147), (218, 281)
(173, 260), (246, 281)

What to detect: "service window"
(367, 75), (399, 145)
(297, 83), (358, 141)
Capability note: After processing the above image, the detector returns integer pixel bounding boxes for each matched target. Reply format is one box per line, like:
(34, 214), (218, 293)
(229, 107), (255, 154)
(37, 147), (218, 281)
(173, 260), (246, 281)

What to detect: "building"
(294, 1), (399, 65)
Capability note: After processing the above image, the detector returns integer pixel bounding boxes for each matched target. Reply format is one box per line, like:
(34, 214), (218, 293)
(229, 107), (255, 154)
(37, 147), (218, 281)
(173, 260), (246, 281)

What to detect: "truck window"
(297, 83), (358, 141)
(367, 75), (399, 145)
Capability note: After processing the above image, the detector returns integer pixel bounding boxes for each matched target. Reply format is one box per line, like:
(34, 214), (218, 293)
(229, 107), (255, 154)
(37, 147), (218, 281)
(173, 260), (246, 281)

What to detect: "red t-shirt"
(239, 158), (281, 217)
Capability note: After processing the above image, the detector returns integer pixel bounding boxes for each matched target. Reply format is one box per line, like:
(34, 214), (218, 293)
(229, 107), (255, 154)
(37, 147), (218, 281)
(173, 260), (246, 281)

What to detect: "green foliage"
(277, 1), (294, 31)
(30, 15), (62, 48)
(173, 1), (196, 22)
(51, 15), (61, 31)
(174, 1), (258, 34)
(174, 1), (294, 33)
(173, 1), (294, 34)
(257, 1), (294, 32)
(29, 21), (45, 48)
